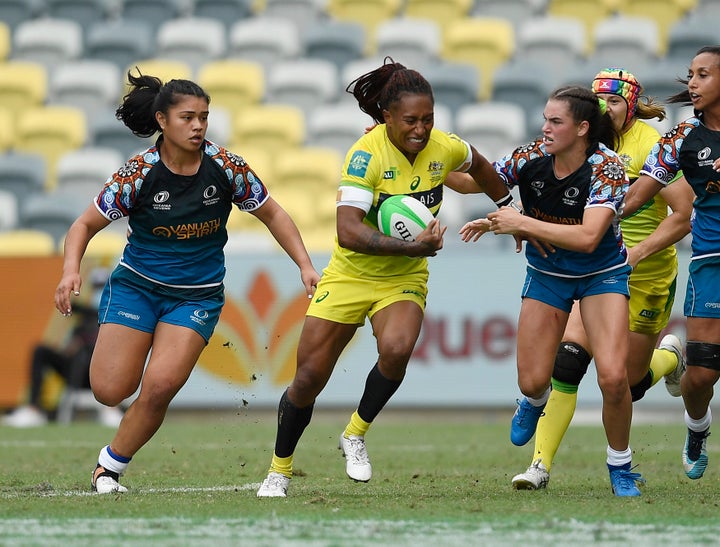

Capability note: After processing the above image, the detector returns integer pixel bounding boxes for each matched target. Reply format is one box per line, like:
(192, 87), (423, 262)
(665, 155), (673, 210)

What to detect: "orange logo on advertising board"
(197, 270), (311, 386)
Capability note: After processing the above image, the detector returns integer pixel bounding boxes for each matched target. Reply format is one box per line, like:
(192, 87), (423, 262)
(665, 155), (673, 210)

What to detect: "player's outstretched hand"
(459, 218), (492, 242)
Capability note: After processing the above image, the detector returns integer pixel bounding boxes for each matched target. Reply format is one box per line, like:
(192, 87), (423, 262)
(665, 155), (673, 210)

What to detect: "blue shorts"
(684, 256), (720, 318)
(521, 266), (631, 313)
(98, 266), (225, 343)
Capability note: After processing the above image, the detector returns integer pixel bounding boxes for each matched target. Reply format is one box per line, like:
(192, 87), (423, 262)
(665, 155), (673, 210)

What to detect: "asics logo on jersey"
(410, 176), (421, 191)
(315, 291), (329, 303)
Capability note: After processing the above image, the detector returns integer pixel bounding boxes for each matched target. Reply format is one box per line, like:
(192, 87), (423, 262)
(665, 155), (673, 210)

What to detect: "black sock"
(357, 363), (403, 423)
(630, 372), (653, 402)
(274, 389), (314, 458)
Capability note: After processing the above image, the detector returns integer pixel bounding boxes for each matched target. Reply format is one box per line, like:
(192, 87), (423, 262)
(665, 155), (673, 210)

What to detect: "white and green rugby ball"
(377, 195), (435, 242)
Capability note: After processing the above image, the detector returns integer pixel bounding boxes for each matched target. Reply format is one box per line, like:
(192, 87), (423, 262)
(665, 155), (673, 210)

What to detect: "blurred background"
(0, 0), (700, 419)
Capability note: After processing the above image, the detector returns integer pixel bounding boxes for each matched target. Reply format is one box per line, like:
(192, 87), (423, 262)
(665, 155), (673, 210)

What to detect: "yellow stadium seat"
(0, 108), (13, 152)
(121, 59), (193, 98)
(0, 21), (9, 61)
(326, 0), (402, 40)
(230, 104), (305, 152)
(14, 106), (87, 190)
(547, 0), (618, 47)
(0, 61), (47, 120)
(404, 0), (474, 28)
(442, 17), (515, 101)
(197, 59), (265, 120)
(0, 229), (56, 256)
(61, 230), (126, 259)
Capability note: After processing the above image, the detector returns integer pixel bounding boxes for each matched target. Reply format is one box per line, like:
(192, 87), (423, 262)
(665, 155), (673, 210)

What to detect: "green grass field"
(1, 408), (719, 546)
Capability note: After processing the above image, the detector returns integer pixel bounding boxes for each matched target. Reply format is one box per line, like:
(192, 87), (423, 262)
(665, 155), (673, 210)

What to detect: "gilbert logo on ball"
(377, 195), (434, 242)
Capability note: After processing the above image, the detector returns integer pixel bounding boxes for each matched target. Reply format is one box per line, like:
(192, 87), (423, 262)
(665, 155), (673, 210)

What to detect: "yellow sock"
(648, 347), (678, 387)
(533, 385), (577, 472)
(269, 454), (293, 478)
(343, 410), (371, 437)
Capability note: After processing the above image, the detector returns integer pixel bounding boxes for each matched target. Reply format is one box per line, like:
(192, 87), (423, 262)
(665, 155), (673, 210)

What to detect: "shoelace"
(515, 400), (545, 425)
(266, 474), (287, 488)
(612, 468), (646, 490)
(687, 431), (710, 461)
(346, 438), (370, 464)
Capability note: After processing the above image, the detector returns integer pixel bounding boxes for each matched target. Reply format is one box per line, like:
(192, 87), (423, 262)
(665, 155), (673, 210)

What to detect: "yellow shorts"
(628, 273), (677, 334)
(307, 269), (428, 325)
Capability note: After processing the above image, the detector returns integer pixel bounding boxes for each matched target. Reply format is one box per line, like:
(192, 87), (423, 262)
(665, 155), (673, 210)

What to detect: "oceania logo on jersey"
(531, 180), (544, 195)
(153, 191), (171, 211)
(563, 186), (580, 206)
(698, 147), (712, 160)
(203, 185), (221, 206)
(191, 309), (209, 326)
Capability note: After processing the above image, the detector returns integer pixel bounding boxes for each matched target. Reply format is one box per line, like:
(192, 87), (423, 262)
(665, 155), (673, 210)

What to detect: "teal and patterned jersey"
(95, 139), (269, 287)
(495, 139), (628, 277)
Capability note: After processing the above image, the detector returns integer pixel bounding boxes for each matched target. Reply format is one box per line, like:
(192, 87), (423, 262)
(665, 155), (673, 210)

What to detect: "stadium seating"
(491, 60), (554, 136)
(122, 59), (193, 91)
(230, 104), (306, 151)
(617, 0), (694, 55)
(470, 0), (548, 26)
(0, 190), (18, 231)
(262, 0), (326, 28)
(196, 59), (265, 120)
(442, 17), (515, 101)
(18, 191), (86, 245)
(85, 20), (156, 73)
(119, 0), (187, 29)
(422, 62), (481, 115)
(589, 16), (662, 68)
(49, 60), (122, 119)
(191, 0), (254, 28)
(267, 58), (339, 117)
(0, 21), (10, 62)
(455, 101), (527, 161)
(546, 0), (617, 44)
(14, 106), (87, 190)
(373, 17), (442, 71)
(89, 107), (152, 159)
(11, 17), (83, 69)
(0, 109), (13, 153)
(306, 102), (373, 156)
(403, 0), (474, 28)
(0, 61), (47, 118)
(227, 16), (302, 70)
(326, 0), (402, 39)
(156, 17), (227, 71)
(0, 151), (46, 203)
(55, 146), (124, 200)
(45, 0), (112, 28)
(302, 20), (367, 70)
(516, 16), (587, 80)
(0, 0), (44, 29)
(666, 16), (716, 64)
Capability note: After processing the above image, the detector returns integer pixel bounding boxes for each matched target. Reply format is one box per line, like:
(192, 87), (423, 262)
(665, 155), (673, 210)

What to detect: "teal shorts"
(98, 266), (224, 343)
(521, 265), (631, 313)
(685, 256), (720, 318)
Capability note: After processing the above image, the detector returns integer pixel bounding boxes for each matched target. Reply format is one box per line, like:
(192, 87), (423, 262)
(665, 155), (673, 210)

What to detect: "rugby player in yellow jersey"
(511, 68), (695, 490)
(257, 58), (516, 497)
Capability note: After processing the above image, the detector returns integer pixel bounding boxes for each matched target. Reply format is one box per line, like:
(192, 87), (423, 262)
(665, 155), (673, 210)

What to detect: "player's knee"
(552, 342), (592, 387)
(686, 341), (720, 371)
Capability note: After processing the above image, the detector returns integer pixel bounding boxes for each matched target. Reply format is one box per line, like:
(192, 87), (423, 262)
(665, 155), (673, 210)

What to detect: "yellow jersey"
(327, 124), (472, 279)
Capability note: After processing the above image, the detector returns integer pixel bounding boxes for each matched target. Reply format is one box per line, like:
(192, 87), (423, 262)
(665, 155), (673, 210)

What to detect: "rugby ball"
(377, 195), (435, 242)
